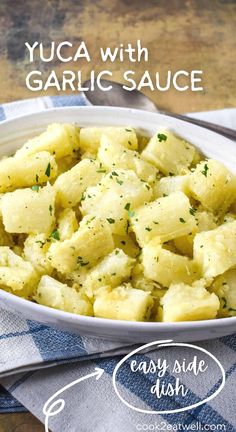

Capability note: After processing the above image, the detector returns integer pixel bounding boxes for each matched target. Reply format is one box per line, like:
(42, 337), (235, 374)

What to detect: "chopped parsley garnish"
(31, 185), (40, 192)
(201, 163), (209, 177)
(145, 226), (152, 231)
(107, 218), (115, 224)
(179, 218), (186, 223)
(124, 203), (131, 211)
(111, 171), (118, 176)
(157, 133), (167, 142)
(128, 210), (135, 218)
(35, 240), (46, 248)
(116, 179), (123, 185)
(36, 174), (39, 183)
(49, 204), (53, 216)
(77, 256), (89, 266)
(45, 162), (51, 177)
(125, 128), (132, 132)
(189, 206), (197, 216)
(96, 169), (106, 173)
(221, 297), (227, 309)
(50, 229), (60, 241)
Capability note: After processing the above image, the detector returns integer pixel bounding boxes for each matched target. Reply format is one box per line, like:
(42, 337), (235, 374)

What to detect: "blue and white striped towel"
(0, 95), (236, 431)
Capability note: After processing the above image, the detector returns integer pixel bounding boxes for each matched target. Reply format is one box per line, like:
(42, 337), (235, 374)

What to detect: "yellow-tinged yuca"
(93, 283), (153, 321)
(113, 234), (140, 258)
(174, 210), (217, 257)
(62, 267), (88, 288)
(80, 169), (152, 236)
(54, 158), (105, 208)
(210, 269), (236, 317)
(1, 184), (55, 234)
(23, 233), (53, 275)
(56, 154), (79, 176)
(131, 263), (161, 292)
(98, 135), (158, 184)
(0, 246), (38, 294)
(153, 175), (189, 199)
(141, 129), (195, 175)
(83, 248), (135, 299)
(142, 240), (199, 287)
(79, 126), (138, 154)
(35, 275), (93, 316)
(194, 221), (236, 277)
(222, 213), (236, 224)
(15, 123), (80, 159)
(188, 159), (236, 214)
(47, 216), (114, 274)
(0, 219), (13, 247)
(131, 191), (197, 247)
(161, 281), (220, 322)
(0, 151), (57, 193)
(151, 287), (167, 322)
(57, 209), (79, 241)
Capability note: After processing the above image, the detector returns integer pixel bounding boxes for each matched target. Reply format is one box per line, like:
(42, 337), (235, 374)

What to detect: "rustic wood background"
(0, 0), (235, 430)
(0, 0), (236, 113)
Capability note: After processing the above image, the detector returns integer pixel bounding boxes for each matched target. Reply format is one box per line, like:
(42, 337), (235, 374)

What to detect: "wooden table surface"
(0, 0), (236, 430)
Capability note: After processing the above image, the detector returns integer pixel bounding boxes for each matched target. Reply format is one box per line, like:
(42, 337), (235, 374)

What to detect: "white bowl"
(0, 106), (236, 342)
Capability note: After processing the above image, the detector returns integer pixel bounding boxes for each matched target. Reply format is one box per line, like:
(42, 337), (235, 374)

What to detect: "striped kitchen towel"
(0, 95), (236, 431)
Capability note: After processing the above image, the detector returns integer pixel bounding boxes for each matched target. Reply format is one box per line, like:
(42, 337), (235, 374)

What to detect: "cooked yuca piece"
(54, 158), (105, 208)
(83, 248), (135, 298)
(131, 191), (197, 247)
(188, 159), (236, 214)
(142, 240), (199, 287)
(161, 281), (220, 322)
(15, 123), (80, 159)
(47, 216), (114, 274)
(79, 126), (138, 154)
(142, 129), (196, 175)
(1, 184), (55, 234)
(93, 283), (153, 321)
(23, 233), (53, 275)
(0, 151), (57, 193)
(0, 246), (38, 294)
(153, 175), (189, 199)
(222, 212), (236, 224)
(210, 269), (236, 317)
(113, 234), (140, 258)
(151, 287), (168, 321)
(98, 135), (158, 184)
(35, 275), (93, 316)
(174, 210), (217, 257)
(57, 209), (79, 241)
(194, 221), (236, 277)
(131, 263), (161, 292)
(56, 154), (79, 176)
(80, 169), (152, 236)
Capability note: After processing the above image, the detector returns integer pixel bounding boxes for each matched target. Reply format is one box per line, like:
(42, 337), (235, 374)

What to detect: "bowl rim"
(0, 104), (236, 332)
